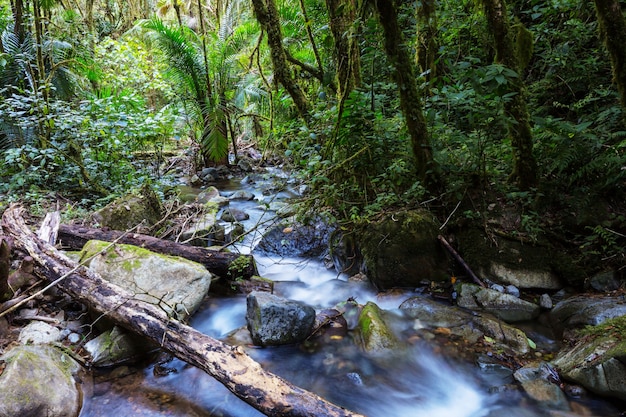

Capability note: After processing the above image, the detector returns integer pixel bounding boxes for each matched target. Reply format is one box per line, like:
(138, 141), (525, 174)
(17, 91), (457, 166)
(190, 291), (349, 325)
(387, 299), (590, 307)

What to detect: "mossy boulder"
(356, 302), (403, 353)
(80, 240), (212, 320)
(0, 345), (82, 417)
(93, 184), (163, 231)
(357, 209), (448, 289)
(553, 315), (626, 401)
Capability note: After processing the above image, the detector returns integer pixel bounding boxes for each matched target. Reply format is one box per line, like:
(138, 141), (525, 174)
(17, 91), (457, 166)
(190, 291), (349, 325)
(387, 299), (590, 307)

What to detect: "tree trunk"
(57, 224), (258, 280)
(0, 238), (11, 302)
(251, 0), (310, 122)
(416, 0), (439, 90)
(374, 0), (438, 189)
(326, 0), (361, 98)
(481, 0), (537, 189)
(2, 205), (365, 417)
(593, 0), (626, 113)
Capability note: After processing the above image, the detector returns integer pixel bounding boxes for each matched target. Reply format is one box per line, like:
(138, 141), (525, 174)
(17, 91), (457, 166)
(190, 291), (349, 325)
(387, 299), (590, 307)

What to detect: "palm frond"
(142, 18), (207, 102)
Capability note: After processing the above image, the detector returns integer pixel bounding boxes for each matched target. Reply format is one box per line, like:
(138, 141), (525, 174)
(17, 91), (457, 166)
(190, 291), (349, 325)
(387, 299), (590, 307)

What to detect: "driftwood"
(2, 205), (364, 417)
(437, 234), (487, 288)
(58, 224), (257, 280)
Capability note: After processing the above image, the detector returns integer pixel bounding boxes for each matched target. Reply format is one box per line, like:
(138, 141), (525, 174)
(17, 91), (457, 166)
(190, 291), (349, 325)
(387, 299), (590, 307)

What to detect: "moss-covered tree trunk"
(374, 0), (437, 188)
(326, 0), (361, 98)
(481, 0), (537, 189)
(251, 0), (310, 122)
(416, 0), (439, 89)
(593, 0), (626, 113)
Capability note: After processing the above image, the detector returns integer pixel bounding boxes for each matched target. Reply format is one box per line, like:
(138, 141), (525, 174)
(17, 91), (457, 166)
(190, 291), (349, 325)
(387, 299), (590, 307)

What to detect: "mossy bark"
(374, 0), (438, 189)
(0, 237), (10, 302)
(326, 0), (361, 98)
(481, 0), (537, 189)
(416, 0), (439, 90)
(251, 0), (310, 122)
(593, 0), (626, 114)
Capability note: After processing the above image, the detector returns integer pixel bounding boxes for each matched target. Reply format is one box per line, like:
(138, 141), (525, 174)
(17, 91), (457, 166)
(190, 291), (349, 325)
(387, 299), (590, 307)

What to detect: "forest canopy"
(0, 0), (624, 274)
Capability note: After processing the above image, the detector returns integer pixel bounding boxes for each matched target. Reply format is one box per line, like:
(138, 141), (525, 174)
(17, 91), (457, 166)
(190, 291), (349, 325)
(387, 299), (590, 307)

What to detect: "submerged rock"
(80, 240), (212, 320)
(513, 363), (571, 411)
(0, 345), (83, 417)
(246, 291), (315, 346)
(400, 295), (532, 355)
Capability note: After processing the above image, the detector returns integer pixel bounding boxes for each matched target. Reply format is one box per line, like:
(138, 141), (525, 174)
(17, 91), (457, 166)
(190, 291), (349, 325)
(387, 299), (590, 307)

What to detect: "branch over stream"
(2, 205), (365, 417)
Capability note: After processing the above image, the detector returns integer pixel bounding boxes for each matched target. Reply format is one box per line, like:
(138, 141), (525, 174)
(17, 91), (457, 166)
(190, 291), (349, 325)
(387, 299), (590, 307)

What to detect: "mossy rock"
(80, 240), (212, 319)
(357, 209), (448, 289)
(553, 315), (626, 401)
(93, 184), (163, 231)
(356, 301), (403, 353)
(0, 345), (82, 417)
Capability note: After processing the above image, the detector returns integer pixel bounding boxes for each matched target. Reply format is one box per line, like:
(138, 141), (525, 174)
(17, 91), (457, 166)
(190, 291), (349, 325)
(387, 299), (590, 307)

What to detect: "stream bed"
(78, 172), (623, 417)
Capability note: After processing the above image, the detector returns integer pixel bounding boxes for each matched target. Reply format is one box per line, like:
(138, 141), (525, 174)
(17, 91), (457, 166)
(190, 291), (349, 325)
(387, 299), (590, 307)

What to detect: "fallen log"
(58, 224), (257, 280)
(2, 205), (365, 417)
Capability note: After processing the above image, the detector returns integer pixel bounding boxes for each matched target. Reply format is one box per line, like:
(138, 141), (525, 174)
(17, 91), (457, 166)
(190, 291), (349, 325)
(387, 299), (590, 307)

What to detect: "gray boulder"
(0, 345), (82, 417)
(550, 294), (626, 335)
(84, 326), (151, 367)
(246, 291), (315, 346)
(221, 207), (250, 222)
(456, 283), (541, 322)
(229, 190), (255, 201)
(80, 240), (212, 320)
(552, 317), (626, 401)
(18, 321), (62, 345)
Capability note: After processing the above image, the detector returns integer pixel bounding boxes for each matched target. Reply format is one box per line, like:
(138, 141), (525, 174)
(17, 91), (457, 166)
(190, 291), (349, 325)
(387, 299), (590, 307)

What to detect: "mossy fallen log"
(58, 223), (257, 281)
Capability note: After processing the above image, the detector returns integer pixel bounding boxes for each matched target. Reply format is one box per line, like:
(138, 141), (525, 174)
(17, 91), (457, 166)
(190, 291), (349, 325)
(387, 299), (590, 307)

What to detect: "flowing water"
(79, 172), (623, 417)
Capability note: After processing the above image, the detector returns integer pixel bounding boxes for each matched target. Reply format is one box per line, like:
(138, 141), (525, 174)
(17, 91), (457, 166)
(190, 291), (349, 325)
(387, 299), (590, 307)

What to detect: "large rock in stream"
(246, 291), (316, 346)
(80, 239), (212, 320)
(552, 314), (626, 401)
(357, 209), (448, 289)
(550, 297), (626, 402)
(0, 345), (83, 417)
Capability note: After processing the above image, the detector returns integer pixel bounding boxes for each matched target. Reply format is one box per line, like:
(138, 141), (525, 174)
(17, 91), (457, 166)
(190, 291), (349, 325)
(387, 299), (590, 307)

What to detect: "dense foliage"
(0, 0), (623, 274)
